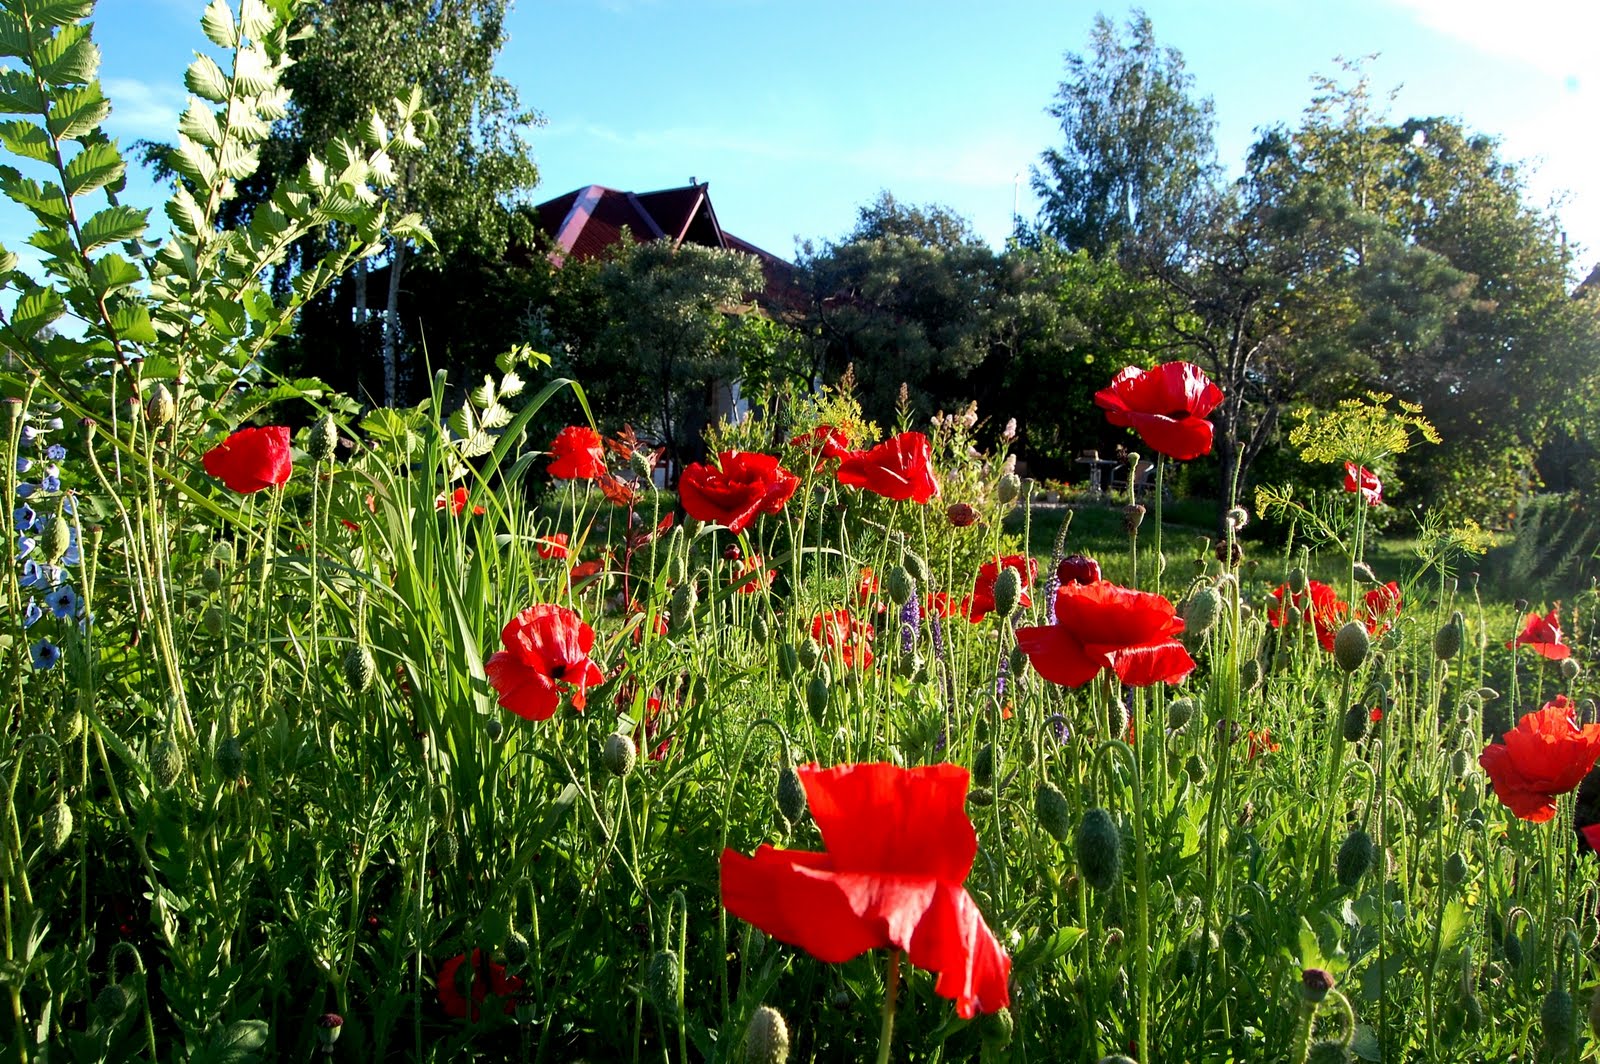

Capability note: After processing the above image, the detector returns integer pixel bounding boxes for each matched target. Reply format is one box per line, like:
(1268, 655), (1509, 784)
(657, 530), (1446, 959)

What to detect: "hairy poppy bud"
(805, 674), (830, 720)
(202, 606), (225, 638)
(1076, 807), (1121, 890)
(1541, 988), (1575, 1052)
(777, 643), (801, 681)
(1434, 612), (1465, 661)
(345, 645), (376, 693)
(1342, 705), (1370, 742)
(1185, 587), (1220, 638)
(1301, 967), (1335, 1004)
(997, 473), (1022, 506)
(504, 929), (530, 968)
(748, 610), (770, 644)
(485, 718), (503, 743)
(777, 765), (807, 826)
(745, 1005), (790, 1064)
(145, 383), (175, 429)
(797, 639), (823, 672)
(1185, 753), (1207, 783)
(308, 413), (338, 464)
(1240, 658), (1262, 693)
(1035, 782), (1071, 842)
(603, 732), (637, 777)
(629, 450), (655, 481)
(1458, 773), (1481, 814)
(1449, 750), (1470, 779)
(434, 829), (459, 865)
(200, 567), (223, 593)
(41, 798), (72, 851)
(646, 949), (682, 1021)
(668, 583), (698, 636)
(44, 506), (71, 565)
(215, 736), (245, 781)
(1333, 621), (1369, 672)
(93, 983), (134, 1027)
(1167, 696), (1194, 732)
(1336, 827), (1373, 888)
(1289, 567), (1308, 595)
(1106, 697), (1130, 742)
(991, 567), (1022, 620)
(973, 742), (997, 786)
(666, 550), (688, 586)
(1514, 598), (1529, 614)
(1444, 852), (1468, 886)
(979, 1007), (1014, 1050)
(149, 740), (183, 789)
(1561, 658), (1581, 682)
(1305, 1042), (1351, 1064)
(884, 565), (915, 606)
(967, 787), (995, 807)
(902, 551), (931, 585)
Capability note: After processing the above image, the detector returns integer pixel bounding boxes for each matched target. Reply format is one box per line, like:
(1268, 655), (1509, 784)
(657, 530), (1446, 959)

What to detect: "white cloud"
(1385, 0), (1599, 79)
(102, 78), (186, 142)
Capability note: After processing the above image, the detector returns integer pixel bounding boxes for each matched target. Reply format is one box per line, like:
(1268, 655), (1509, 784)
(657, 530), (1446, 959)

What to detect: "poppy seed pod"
(603, 732), (637, 778)
(1034, 782), (1071, 842)
(202, 605), (225, 638)
(1185, 587), (1220, 638)
(997, 473), (1022, 506)
(44, 507), (71, 565)
(200, 567), (223, 593)
(1541, 988), (1576, 1052)
(902, 550), (932, 585)
(1336, 827), (1373, 888)
(745, 1005), (790, 1064)
(315, 1013), (344, 1052)
(1075, 807), (1122, 890)
(646, 950), (682, 1020)
(308, 413), (338, 463)
(776, 764), (807, 826)
(41, 798), (72, 852)
(345, 645), (376, 694)
(1226, 506), (1250, 530)
(1434, 612), (1465, 661)
(884, 565), (915, 606)
(1300, 967), (1335, 1004)
(215, 736), (245, 781)
(749, 610), (770, 645)
(1288, 567), (1308, 596)
(1123, 503), (1145, 534)
(1444, 852), (1468, 886)
(991, 567), (1023, 620)
(149, 740), (183, 789)
(797, 638), (823, 672)
(145, 383), (175, 428)
(1333, 621), (1370, 673)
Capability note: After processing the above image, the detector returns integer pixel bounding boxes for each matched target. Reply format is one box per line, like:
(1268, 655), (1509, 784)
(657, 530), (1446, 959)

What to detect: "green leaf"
(27, 1), (94, 28)
(231, 44), (273, 96)
(78, 204), (147, 252)
(33, 23), (97, 87)
(237, 0), (275, 42)
(191, 1019), (268, 1064)
(200, 0), (238, 48)
(61, 138), (121, 197)
(45, 83), (107, 140)
(107, 300), (155, 344)
(0, 70), (46, 114)
(178, 100), (223, 148)
(1, 172), (68, 226)
(164, 183), (206, 237)
(184, 54), (229, 104)
(87, 251), (139, 293)
(9, 284), (63, 338)
(170, 136), (216, 187)
(0, 119), (53, 164)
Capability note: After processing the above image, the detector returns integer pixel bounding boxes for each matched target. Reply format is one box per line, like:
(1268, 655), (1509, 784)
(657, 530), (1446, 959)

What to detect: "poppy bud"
(93, 983), (135, 1027)
(603, 732), (637, 777)
(805, 674), (830, 720)
(308, 413), (338, 464)
(1477, 686), (1500, 703)
(1342, 705), (1369, 743)
(777, 643), (801, 680)
(434, 829), (459, 865)
(1106, 698), (1129, 742)
(629, 450), (655, 481)
(1335, 828), (1373, 888)
(1541, 988), (1575, 1052)
(41, 797), (72, 851)
(667, 550), (688, 586)
(668, 583), (698, 636)
(1333, 621), (1369, 673)
(1504, 928), (1525, 969)
(776, 764), (807, 826)
(997, 473), (1022, 506)
(1035, 782), (1071, 842)
(1056, 554), (1102, 586)
(202, 606), (225, 638)
(211, 540), (236, 566)
(1444, 852), (1468, 886)
(884, 565), (915, 606)
(973, 742), (998, 786)
(1123, 504), (1145, 534)
(200, 567), (223, 593)
(1449, 750), (1470, 779)
(504, 929), (530, 968)
(44, 506), (71, 565)
(1301, 967), (1335, 1004)
(1289, 567), (1308, 595)
(1185, 753), (1207, 783)
(1458, 774), (1481, 814)
(1433, 612), (1465, 661)
(1184, 587), (1220, 638)
(1167, 696), (1194, 732)
(991, 567), (1022, 619)
(946, 503), (979, 527)
(1588, 985), (1600, 1042)
(749, 611), (770, 644)
(1305, 1042), (1351, 1064)
(902, 551), (931, 585)
(485, 718), (504, 742)
(1008, 642), (1027, 677)
(979, 1007), (1014, 1051)
(1514, 598), (1529, 614)
(145, 383), (175, 428)
(1097, 1054), (1138, 1064)
(56, 706), (83, 744)
(345, 646), (376, 694)
(1075, 807), (1121, 890)
(967, 787), (995, 807)
(745, 1005), (790, 1064)
(797, 638), (823, 672)
(1561, 658), (1581, 682)
(215, 736), (245, 781)
(149, 740), (183, 789)
(646, 949), (682, 1021)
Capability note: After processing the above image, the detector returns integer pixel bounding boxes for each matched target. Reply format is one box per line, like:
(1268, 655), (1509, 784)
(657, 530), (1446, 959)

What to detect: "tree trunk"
(382, 237), (408, 407)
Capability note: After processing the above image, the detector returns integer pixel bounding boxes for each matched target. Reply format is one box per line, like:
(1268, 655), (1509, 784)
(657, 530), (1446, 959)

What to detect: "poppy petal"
(1108, 641), (1197, 687)
(1015, 622), (1108, 688)
(800, 762), (977, 881)
(719, 847), (884, 963)
(907, 882), (1013, 1019)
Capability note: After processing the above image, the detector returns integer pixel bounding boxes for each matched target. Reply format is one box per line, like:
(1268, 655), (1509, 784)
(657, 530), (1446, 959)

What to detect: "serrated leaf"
(34, 24), (96, 87)
(362, 111), (386, 149)
(0, 70), (46, 115)
(237, 0), (275, 41)
(88, 252), (139, 294)
(107, 300), (155, 344)
(10, 285), (63, 337)
(200, 0), (238, 48)
(447, 403), (476, 440)
(46, 83), (107, 140)
(455, 432), (495, 459)
(178, 100), (223, 147)
(184, 55), (229, 104)
(191, 1018), (267, 1064)
(78, 204), (147, 252)
(28, 1), (94, 28)
(216, 140), (259, 181)
(497, 368), (525, 398)
(469, 377), (495, 410)
(171, 135), (216, 187)
(0, 120), (53, 164)
(164, 183), (207, 237)
(231, 45), (273, 96)
(1, 174), (68, 226)
(479, 403), (512, 430)
(0, 245), (18, 275)
(62, 139), (122, 197)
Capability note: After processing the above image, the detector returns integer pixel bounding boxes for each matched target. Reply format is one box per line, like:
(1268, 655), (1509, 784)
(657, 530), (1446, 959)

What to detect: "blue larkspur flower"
(15, 457), (29, 474)
(62, 531), (79, 567)
(20, 560), (48, 588)
(44, 444), (65, 462)
(15, 482), (36, 499)
(16, 534), (34, 559)
(40, 465), (59, 492)
(45, 584), (77, 619)
(29, 638), (59, 671)
(20, 425), (40, 446)
(22, 599), (41, 627)
(13, 504), (36, 532)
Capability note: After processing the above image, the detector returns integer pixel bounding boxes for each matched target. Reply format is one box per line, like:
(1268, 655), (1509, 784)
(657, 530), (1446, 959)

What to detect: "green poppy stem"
(876, 949), (903, 1064)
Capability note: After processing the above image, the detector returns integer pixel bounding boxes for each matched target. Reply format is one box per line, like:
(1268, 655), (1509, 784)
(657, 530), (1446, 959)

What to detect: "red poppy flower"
(790, 424), (852, 462)
(1055, 554), (1102, 587)
(202, 425), (292, 493)
(437, 949), (524, 1020)
(1244, 728), (1280, 761)
(1361, 581), (1402, 636)
(924, 591), (964, 618)
(547, 426), (607, 480)
(1508, 606), (1571, 660)
(731, 554), (776, 595)
(946, 503), (979, 527)
(484, 604), (605, 722)
(339, 518), (360, 533)
(537, 533), (570, 560)
(857, 567), (879, 602)
(678, 451), (800, 535)
(435, 486), (486, 516)
(1016, 580), (1195, 687)
(1343, 463), (1383, 506)
(966, 555), (1037, 623)
(567, 558), (604, 590)
(720, 762), (1011, 1019)
(836, 432), (940, 504)
(812, 608), (875, 669)
(1093, 362), (1223, 461)
(1267, 581), (1348, 652)
(1479, 694), (1600, 822)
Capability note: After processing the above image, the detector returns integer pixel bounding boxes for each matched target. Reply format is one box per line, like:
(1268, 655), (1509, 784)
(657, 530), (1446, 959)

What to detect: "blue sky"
(46, 0), (1600, 276)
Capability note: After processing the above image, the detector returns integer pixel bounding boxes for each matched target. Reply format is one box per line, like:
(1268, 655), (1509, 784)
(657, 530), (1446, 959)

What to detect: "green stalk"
(875, 950), (902, 1064)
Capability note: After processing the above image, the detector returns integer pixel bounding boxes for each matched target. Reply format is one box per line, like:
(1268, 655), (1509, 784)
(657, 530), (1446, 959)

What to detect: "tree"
(1032, 10), (1220, 261)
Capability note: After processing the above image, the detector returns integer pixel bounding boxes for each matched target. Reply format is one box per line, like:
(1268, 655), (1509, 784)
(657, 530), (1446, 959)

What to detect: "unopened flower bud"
(997, 473), (1022, 507)
(1333, 621), (1369, 673)
(202, 605), (225, 638)
(41, 798), (72, 851)
(1167, 696), (1194, 732)
(434, 829), (459, 865)
(93, 983), (134, 1027)
(1056, 554), (1102, 586)
(805, 674), (829, 719)
(200, 567), (223, 593)
(745, 1005), (790, 1064)
(1184, 587), (1219, 638)
(1560, 658), (1581, 682)
(777, 643), (801, 680)
(902, 551), (931, 585)
(1226, 506), (1250, 530)
(749, 610), (770, 644)
(967, 787), (995, 807)
(1035, 782), (1071, 842)
(149, 740), (183, 789)
(215, 736), (245, 780)
(1542, 988), (1575, 1052)
(145, 383), (175, 428)
(797, 639), (822, 672)
(1342, 705), (1370, 742)
(308, 413), (338, 463)
(45, 506), (71, 565)
(1185, 753), (1207, 782)
(666, 551), (688, 587)
(629, 450), (655, 481)
(603, 732), (637, 777)
(1305, 1042), (1351, 1064)
(668, 583), (698, 636)
(1434, 612), (1465, 661)
(1301, 967), (1335, 1004)
(1075, 807), (1121, 890)
(884, 566), (915, 606)
(973, 742), (997, 786)
(1444, 852), (1468, 886)
(777, 764), (807, 826)
(979, 1006), (1014, 1051)
(991, 567), (1022, 619)
(503, 929), (530, 968)
(1336, 827), (1373, 888)
(646, 949), (682, 1020)
(946, 503), (979, 527)
(345, 645), (376, 693)
(1240, 658), (1262, 693)
(1514, 598), (1530, 614)
(1288, 567), (1308, 595)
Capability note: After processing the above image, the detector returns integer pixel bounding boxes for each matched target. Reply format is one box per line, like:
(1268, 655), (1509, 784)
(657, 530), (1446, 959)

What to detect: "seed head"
(315, 1013), (344, 1053)
(1122, 503), (1145, 534)
(745, 1005), (790, 1064)
(1300, 967), (1335, 1004)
